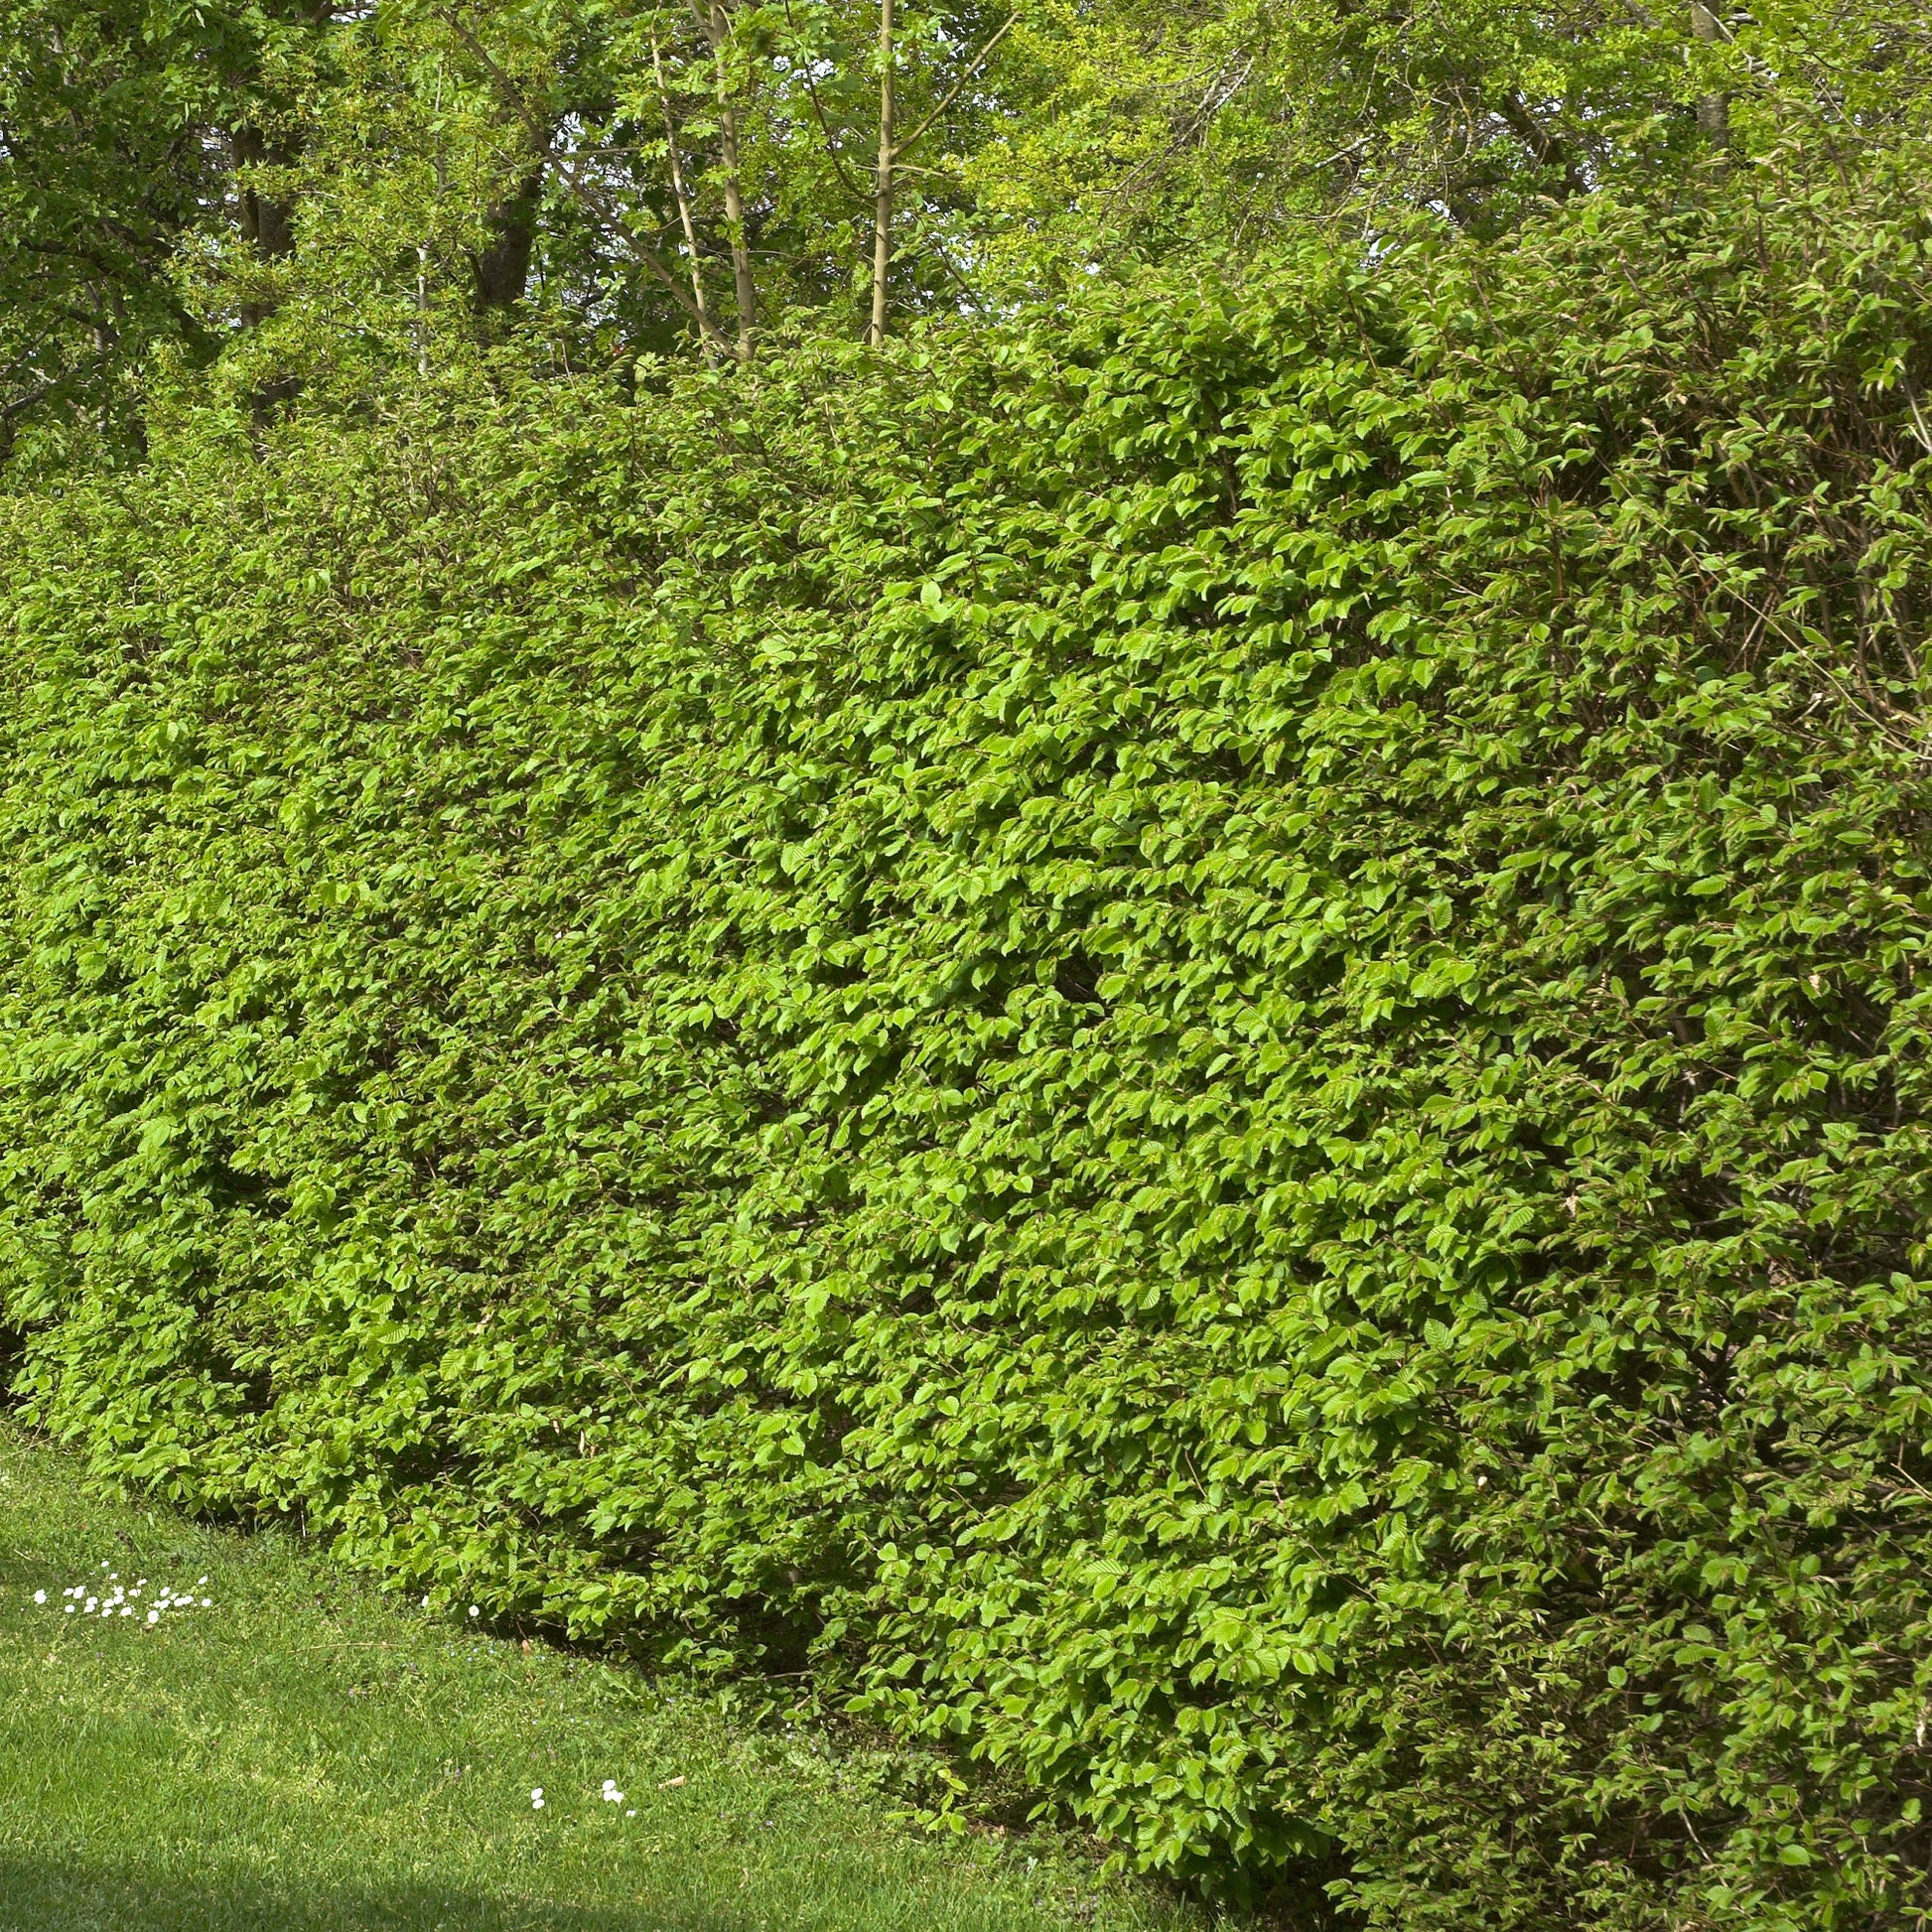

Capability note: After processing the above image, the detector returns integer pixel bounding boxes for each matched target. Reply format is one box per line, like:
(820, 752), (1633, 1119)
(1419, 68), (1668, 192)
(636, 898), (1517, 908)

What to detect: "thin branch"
(688, 0), (759, 355)
(651, 30), (717, 361)
(1495, 91), (1587, 196)
(869, 0), (896, 345)
(1905, 388), (1932, 460)
(781, 0), (873, 202)
(1, 380), (56, 422)
(894, 10), (1019, 157)
(1100, 52), (1254, 215)
(920, 229), (985, 309)
(0, 329), (63, 382)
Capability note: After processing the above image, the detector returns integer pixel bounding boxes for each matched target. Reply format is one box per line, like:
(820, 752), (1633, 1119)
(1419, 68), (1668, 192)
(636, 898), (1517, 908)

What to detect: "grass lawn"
(0, 1425), (1205, 1932)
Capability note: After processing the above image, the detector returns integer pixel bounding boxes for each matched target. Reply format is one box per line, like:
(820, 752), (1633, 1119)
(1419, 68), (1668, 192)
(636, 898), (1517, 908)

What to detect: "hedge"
(4, 176), (1932, 1926)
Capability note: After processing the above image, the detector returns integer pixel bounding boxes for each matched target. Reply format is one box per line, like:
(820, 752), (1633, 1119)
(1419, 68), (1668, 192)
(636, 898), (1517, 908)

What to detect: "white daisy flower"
(33, 1589), (46, 1604)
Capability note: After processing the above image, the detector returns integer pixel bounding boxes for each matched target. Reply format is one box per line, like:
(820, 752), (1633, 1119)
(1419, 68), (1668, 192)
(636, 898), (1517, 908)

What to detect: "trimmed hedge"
(5, 180), (1932, 1925)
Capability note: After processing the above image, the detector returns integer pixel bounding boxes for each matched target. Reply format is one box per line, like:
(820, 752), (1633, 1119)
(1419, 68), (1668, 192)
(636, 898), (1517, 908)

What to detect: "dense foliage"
(5, 165), (1932, 1926)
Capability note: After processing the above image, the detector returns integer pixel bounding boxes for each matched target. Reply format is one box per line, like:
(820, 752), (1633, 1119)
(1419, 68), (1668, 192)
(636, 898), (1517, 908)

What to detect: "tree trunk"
(229, 124), (300, 431)
(232, 127), (296, 260)
(869, 0), (895, 346)
(701, 0), (758, 358)
(1691, 1), (1728, 146)
(471, 166), (544, 314)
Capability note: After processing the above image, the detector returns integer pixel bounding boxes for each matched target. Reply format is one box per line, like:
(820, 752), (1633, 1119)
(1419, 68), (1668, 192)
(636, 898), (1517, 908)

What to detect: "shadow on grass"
(0, 1855), (769, 1932)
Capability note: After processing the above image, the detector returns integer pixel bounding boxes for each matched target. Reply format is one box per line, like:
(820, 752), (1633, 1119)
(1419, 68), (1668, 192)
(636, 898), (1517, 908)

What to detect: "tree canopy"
(5, 0), (1931, 464)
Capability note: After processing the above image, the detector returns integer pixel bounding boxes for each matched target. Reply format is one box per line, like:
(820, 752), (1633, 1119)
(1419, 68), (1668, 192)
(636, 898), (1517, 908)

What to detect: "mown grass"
(0, 1424), (1205, 1932)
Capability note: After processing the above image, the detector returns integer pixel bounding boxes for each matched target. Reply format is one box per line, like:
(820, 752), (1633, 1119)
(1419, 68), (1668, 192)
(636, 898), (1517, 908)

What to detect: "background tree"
(5, 0), (1931, 464)
(0, 0), (342, 466)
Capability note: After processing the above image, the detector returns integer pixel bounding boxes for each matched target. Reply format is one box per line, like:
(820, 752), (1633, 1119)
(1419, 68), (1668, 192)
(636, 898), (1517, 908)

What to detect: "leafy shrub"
(5, 173), (1932, 1926)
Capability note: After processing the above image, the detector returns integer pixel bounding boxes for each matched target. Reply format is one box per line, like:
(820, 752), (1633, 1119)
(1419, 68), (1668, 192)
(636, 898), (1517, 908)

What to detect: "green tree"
(0, 0), (344, 466)
(6, 0), (1931, 456)
(964, 0), (1932, 281)
(0, 0), (209, 462)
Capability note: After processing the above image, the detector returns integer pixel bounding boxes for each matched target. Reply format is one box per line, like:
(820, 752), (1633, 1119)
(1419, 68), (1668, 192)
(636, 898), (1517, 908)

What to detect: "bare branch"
(1101, 52), (1254, 215)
